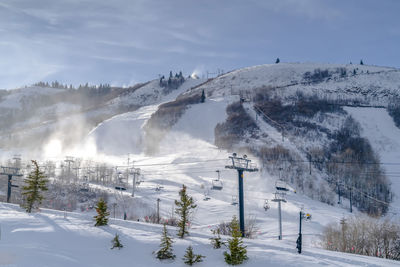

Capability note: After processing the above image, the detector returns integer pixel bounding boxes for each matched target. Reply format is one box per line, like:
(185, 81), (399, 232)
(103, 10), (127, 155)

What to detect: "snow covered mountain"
(1, 63), (400, 266)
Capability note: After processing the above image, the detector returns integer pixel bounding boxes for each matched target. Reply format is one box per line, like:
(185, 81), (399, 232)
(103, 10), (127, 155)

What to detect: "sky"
(0, 0), (399, 89)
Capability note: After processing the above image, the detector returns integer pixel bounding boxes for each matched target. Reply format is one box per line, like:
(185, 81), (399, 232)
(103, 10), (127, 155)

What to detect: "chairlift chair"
(231, 195), (238, 205)
(263, 200), (270, 211)
(275, 180), (289, 192)
(115, 186), (126, 191)
(203, 191), (211, 201)
(212, 179), (223, 190)
(212, 170), (223, 190)
(155, 184), (163, 191)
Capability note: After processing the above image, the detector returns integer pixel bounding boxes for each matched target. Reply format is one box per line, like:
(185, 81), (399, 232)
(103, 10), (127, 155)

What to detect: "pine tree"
(183, 245), (205, 265)
(22, 160), (48, 213)
(275, 58), (280, 64)
(360, 59), (364, 65)
(155, 224), (176, 260)
(111, 233), (123, 249)
(94, 198), (110, 226)
(201, 89), (206, 103)
(210, 228), (224, 249)
(175, 184), (197, 238)
(224, 216), (248, 265)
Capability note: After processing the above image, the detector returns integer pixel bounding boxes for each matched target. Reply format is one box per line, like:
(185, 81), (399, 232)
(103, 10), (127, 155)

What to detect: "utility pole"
(337, 181), (342, 204)
(73, 167), (81, 183)
(64, 156), (74, 184)
(157, 198), (161, 224)
(349, 187), (353, 213)
(0, 166), (22, 203)
(307, 153), (312, 175)
(225, 153), (258, 237)
(340, 217), (347, 251)
(296, 211), (303, 254)
(131, 168), (140, 197)
(112, 203), (117, 219)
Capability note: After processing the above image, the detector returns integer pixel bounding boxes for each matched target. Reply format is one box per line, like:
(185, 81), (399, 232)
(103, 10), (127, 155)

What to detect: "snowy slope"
(188, 63), (400, 106)
(0, 86), (65, 110)
(1, 203), (398, 267)
(108, 77), (207, 108)
(75, 93), (378, 261)
(345, 107), (400, 215)
(88, 78), (207, 155)
(2, 63), (400, 266)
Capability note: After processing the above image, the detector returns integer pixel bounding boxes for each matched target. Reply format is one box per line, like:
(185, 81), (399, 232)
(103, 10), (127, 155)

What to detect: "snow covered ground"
(345, 107), (400, 216)
(1, 203), (399, 267)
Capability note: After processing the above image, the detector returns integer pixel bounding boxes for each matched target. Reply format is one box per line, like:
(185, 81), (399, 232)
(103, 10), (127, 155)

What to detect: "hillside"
(1, 63), (400, 265)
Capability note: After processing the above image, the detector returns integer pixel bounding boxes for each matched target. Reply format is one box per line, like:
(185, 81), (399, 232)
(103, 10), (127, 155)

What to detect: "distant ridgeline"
(34, 81), (112, 94)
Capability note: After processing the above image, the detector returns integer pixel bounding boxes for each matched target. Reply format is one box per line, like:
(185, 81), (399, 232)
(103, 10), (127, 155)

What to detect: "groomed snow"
(1, 203), (398, 267)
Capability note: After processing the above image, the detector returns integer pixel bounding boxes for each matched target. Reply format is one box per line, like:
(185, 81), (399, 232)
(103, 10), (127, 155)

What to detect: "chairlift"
(231, 195), (238, 205)
(212, 180), (223, 190)
(115, 186), (126, 191)
(80, 182), (89, 192)
(305, 213), (312, 221)
(212, 170), (223, 190)
(263, 200), (270, 211)
(203, 189), (211, 201)
(275, 180), (289, 192)
(155, 184), (163, 191)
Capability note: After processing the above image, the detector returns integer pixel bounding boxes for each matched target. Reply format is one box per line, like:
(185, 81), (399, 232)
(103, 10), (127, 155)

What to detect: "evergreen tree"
(183, 245), (205, 266)
(111, 233), (123, 249)
(360, 59), (364, 65)
(353, 69), (357, 75)
(210, 228), (224, 249)
(155, 224), (176, 260)
(94, 198), (110, 226)
(224, 216), (248, 265)
(201, 90), (206, 103)
(275, 58), (280, 64)
(22, 160), (48, 213)
(175, 184), (197, 238)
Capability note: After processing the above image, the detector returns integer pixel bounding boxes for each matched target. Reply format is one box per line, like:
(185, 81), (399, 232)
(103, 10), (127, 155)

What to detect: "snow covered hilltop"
(1, 62), (400, 266)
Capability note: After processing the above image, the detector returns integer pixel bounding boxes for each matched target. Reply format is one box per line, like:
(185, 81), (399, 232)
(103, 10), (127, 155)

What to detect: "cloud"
(252, 0), (342, 21)
(0, 0), (398, 89)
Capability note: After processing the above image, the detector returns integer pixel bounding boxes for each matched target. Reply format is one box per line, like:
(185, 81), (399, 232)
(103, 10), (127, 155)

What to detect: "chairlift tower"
(0, 166), (22, 203)
(130, 168), (140, 197)
(12, 154), (21, 169)
(272, 181), (288, 240)
(225, 153), (258, 237)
